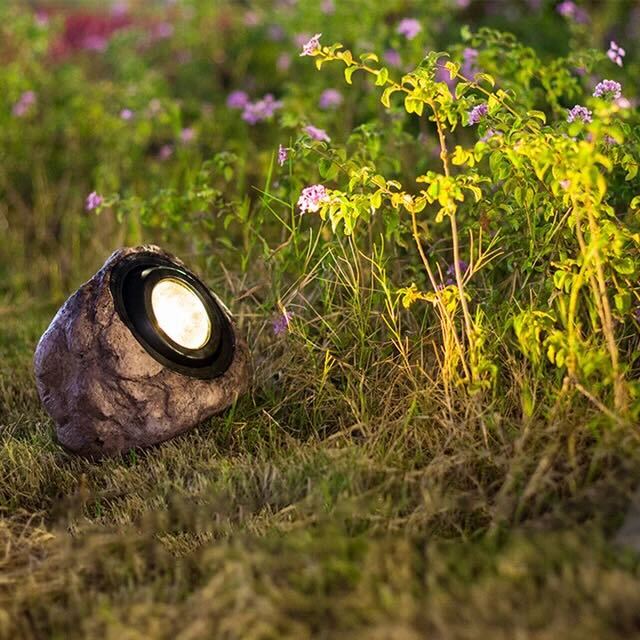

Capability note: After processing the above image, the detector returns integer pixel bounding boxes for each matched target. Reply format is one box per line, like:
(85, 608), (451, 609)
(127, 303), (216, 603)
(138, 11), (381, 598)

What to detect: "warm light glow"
(151, 278), (211, 349)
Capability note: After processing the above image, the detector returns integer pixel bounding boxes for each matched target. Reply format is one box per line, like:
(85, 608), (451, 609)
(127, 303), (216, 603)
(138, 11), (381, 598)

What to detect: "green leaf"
(444, 61), (460, 80)
(451, 146), (468, 166)
(455, 82), (470, 99)
(475, 72), (495, 87)
(527, 110), (546, 123)
(614, 291), (630, 314)
(375, 67), (389, 86)
(381, 86), (399, 108)
(612, 256), (635, 275)
(344, 65), (357, 84)
(404, 96), (424, 116)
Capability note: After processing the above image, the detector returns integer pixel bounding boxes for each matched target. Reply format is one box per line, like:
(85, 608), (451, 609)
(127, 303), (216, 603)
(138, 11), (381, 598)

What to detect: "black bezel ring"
(109, 252), (235, 379)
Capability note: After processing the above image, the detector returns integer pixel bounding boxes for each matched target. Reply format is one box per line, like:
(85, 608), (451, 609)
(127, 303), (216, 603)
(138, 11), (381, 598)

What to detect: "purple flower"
(242, 94), (283, 125)
(319, 89), (343, 109)
(467, 103), (488, 125)
(180, 127), (195, 143)
(556, 1), (589, 23)
(277, 53), (292, 72)
(227, 90), (249, 109)
(12, 90), (36, 117)
(120, 108), (134, 121)
(153, 22), (174, 39)
(267, 25), (285, 41)
(593, 79), (622, 100)
(297, 184), (329, 214)
(560, 179), (571, 190)
(396, 18), (422, 40)
(607, 41), (625, 67)
(111, 2), (128, 18)
(304, 125), (331, 142)
(273, 310), (294, 335)
(384, 49), (402, 67)
(480, 128), (501, 142)
(85, 191), (103, 211)
(278, 144), (288, 166)
(321, 0), (335, 14)
(556, 0), (575, 16)
(300, 33), (322, 56)
(461, 47), (479, 79)
(243, 11), (261, 27)
(445, 260), (468, 284)
(566, 104), (592, 123)
(158, 144), (173, 160)
(83, 35), (108, 51)
(34, 10), (49, 27)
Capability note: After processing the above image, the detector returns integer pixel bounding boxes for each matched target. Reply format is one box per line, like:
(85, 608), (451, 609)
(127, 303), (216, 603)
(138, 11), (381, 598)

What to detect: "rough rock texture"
(34, 245), (251, 457)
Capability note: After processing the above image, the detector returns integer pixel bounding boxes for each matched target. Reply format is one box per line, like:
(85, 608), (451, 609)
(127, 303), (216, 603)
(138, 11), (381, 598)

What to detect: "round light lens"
(151, 278), (211, 350)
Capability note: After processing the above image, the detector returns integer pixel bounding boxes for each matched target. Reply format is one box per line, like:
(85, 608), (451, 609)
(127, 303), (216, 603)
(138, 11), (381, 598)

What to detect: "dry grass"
(1, 273), (640, 639)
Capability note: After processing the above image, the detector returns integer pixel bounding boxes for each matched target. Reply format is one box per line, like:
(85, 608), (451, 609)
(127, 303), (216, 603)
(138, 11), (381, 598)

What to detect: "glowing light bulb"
(151, 278), (211, 350)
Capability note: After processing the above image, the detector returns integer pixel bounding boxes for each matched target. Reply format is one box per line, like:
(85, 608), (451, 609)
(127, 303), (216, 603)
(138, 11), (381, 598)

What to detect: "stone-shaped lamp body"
(34, 245), (251, 457)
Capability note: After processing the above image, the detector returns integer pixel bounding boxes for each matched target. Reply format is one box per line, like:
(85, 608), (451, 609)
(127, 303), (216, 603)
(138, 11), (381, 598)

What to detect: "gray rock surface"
(34, 245), (251, 457)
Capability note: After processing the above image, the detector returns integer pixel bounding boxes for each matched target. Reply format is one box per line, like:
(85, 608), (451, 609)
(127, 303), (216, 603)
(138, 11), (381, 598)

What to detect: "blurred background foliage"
(0, 0), (638, 300)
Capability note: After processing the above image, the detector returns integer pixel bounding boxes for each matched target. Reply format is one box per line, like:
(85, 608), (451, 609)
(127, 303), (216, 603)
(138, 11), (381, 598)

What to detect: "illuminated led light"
(110, 252), (235, 378)
(151, 278), (211, 350)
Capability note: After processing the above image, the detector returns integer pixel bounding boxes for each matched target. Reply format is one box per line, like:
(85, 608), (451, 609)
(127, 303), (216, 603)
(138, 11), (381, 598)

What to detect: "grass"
(2, 275), (640, 639)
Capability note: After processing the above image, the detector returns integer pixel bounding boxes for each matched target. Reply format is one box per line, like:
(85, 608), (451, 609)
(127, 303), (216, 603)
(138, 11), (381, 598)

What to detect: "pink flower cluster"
(12, 91), (36, 117)
(607, 41), (625, 67)
(85, 191), (103, 211)
(304, 125), (331, 142)
(566, 104), (592, 123)
(319, 89), (343, 109)
(384, 49), (402, 67)
(593, 79), (622, 100)
(278, 144), (288, 166)
(273, 310), (294, 335)
(227, 90), (249, 109)
(300, 33), (322, 56)
(396, 18), (422, 40)
(556, 1), (589, 23)
(227, 91), (282, 125)
(242, 94), (283, 124)
(297, 184), (329, 214)
(468, 103), (488, 125)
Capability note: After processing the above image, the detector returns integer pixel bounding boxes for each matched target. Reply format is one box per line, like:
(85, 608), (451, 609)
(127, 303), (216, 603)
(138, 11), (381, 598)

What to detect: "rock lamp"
(34, 245), (251, 457)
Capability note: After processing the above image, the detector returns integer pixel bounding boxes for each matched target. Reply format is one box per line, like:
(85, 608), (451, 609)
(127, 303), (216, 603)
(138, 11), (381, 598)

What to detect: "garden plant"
(1, 0), (640, 638)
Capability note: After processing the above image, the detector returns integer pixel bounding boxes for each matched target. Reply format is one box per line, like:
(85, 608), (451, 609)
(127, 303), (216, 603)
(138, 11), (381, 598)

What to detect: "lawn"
(1, 1), (640, 638)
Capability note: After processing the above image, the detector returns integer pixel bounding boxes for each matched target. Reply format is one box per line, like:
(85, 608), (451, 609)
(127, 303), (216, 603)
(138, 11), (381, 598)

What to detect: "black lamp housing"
(109, 252), (235, 379)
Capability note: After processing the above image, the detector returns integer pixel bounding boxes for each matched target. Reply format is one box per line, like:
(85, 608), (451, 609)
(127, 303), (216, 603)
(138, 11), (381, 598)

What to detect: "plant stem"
(428, 99), (477, 374)
(584, 206), (627, 414)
